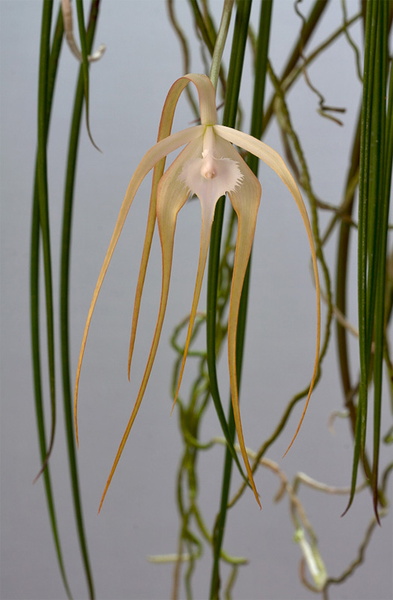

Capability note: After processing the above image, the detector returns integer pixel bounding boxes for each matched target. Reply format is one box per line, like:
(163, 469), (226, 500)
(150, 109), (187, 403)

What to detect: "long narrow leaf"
(371, 4), (392, 514)
(31, 3), (73, 596)
(59, 1), (104, 596)
(35, 0), (57, 478)
(346, 0), (391, 517)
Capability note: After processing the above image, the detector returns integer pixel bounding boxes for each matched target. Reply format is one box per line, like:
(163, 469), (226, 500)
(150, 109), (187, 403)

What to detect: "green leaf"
(59, 2), (105, 596)
(345, 0), (391, 519)
(31, 3), (72, 597)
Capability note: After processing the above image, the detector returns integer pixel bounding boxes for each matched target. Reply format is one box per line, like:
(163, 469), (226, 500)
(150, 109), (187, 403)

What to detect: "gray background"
(1, 1), (392, 599)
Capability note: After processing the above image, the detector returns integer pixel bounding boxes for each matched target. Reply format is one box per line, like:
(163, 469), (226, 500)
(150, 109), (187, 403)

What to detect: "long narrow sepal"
(74, 126), (201, 444)
(127, 79), (188, 378)
(98, 143), (196, 511)
(172, 188), (217, 408)
(162, 73), (218, 127)
(215, 125), (321, 452)
(127, 165), (162, 380)
(225, 142), (262, 507)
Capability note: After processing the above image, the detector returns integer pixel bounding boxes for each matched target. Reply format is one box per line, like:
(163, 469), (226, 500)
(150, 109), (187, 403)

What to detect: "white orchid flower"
(74, 73), (320, 511)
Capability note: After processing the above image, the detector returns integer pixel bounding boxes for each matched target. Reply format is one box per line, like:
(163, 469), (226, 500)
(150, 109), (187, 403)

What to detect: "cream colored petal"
(127, 172), (160, 380)
(128, 75), (216, 376)
(172, 180), (221, 408)
(74, 126), (202, 445)
(155, 137), (206, 404)
(97, 139), (201, 512)
(216, 125), (321, 452)
(174, 129), (241, 408)
(126, 136), (199, 378)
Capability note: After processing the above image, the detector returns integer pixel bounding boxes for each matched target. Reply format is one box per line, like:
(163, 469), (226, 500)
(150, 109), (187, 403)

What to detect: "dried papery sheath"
(61, 0), (106, 62)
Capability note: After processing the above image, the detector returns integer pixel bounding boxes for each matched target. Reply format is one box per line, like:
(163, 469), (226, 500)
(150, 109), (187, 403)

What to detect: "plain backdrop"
(1, 1), (392, 599)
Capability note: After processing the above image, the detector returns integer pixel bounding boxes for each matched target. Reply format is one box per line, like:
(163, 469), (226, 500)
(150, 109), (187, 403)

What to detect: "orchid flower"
(74, 73), (321, 512)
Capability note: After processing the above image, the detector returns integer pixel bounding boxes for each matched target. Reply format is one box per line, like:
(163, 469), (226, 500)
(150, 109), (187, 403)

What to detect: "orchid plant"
(28, 0), (392, 598)
(74, 72), (321, 512)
